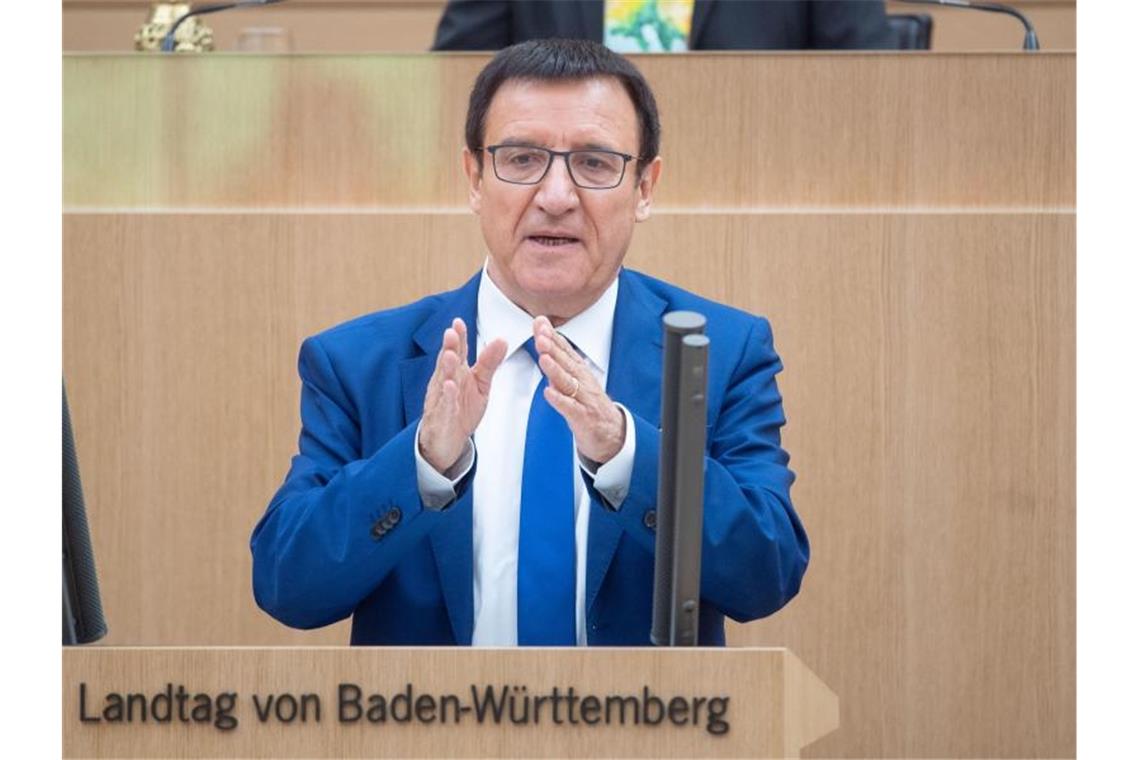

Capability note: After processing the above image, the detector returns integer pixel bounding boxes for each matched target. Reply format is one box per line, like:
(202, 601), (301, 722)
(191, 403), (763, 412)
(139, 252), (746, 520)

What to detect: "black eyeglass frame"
(478, 144), (638, 190)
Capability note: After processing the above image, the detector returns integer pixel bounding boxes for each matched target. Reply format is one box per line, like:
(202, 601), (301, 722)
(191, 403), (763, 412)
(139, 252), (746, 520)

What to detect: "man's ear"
(462, 147), (483, 214)
(634, 156), (663, 223)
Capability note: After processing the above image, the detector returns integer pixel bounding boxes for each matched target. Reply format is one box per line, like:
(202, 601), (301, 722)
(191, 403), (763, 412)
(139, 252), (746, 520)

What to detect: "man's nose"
(533, 156), (580, 215)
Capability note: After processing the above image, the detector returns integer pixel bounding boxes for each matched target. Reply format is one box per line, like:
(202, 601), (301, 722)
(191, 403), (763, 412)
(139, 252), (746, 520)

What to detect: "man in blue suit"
(251, 39), (808, 646)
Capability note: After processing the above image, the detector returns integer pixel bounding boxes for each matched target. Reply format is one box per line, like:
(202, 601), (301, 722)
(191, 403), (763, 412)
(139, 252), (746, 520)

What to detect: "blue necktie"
(517, 337), (577, 645)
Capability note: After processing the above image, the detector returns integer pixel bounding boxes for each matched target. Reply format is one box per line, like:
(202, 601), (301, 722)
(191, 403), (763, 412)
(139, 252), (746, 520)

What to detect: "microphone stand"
(161, 0), (285, 53)
(898, 0), (1040, 50)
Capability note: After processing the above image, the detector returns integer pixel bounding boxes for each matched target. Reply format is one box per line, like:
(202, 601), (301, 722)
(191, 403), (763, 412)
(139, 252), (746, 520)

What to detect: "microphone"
(161, 0), (285, 53)
(651, 312), (709, 647)
(898, 0), (1040, 50)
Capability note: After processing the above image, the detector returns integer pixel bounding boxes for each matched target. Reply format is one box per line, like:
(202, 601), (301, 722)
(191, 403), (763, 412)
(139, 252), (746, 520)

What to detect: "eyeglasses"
(480, 145), (636, 190)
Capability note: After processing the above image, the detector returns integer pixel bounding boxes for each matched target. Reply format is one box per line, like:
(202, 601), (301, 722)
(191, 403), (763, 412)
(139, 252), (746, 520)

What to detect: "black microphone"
(898, 0), (1040, 50)
(161, 0), (286, 53)
(651, 312), (709, 647)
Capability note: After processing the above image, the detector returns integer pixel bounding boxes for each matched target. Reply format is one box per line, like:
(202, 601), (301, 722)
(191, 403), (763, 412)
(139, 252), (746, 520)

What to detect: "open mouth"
(529, 235), (580, 247)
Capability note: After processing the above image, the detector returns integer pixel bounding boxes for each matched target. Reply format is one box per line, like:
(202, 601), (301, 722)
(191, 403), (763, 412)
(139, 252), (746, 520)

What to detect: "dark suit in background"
(433, 0), (896, 51)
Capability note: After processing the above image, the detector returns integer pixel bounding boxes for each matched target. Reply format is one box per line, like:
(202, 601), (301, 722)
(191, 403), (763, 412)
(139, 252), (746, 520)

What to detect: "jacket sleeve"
(250, 335), (454, 629)
(592, 317), (809, 622)
(432, 0), (512, 51)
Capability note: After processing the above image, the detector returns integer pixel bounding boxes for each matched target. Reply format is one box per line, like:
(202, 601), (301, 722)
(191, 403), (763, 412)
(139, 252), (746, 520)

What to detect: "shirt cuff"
(578, 403), (636, 509)
(414, 422), (475, 510)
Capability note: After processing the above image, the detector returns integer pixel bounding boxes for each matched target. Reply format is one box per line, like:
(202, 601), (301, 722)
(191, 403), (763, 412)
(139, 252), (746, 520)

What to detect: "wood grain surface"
(63, 209), (1074, 758)
(63, 53), (1075, 208)
(63, 646), (835, 758)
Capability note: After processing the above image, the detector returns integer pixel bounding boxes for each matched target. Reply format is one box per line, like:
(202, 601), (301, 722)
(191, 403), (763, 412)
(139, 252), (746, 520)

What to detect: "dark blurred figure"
(433, 0), (896, 52)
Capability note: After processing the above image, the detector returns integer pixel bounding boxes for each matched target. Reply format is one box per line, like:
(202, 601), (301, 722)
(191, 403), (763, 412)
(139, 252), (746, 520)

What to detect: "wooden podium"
(63, 647), (837, 758)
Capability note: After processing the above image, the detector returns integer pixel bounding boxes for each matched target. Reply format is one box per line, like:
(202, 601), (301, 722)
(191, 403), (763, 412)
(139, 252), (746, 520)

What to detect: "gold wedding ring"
(569, 376), (581, 400)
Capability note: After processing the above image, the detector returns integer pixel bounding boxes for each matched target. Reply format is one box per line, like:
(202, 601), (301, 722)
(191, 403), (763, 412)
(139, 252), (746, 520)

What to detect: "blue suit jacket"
(251, 268), (809, 645)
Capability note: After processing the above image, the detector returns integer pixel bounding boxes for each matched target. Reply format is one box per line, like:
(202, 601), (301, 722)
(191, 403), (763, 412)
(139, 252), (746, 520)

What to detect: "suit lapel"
(586, 269), (667, 616)
(399, 271), (480, 645)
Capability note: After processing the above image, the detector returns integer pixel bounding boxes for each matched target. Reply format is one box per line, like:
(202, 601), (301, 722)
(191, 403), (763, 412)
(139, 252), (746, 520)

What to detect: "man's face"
(463, 77), (662, 323)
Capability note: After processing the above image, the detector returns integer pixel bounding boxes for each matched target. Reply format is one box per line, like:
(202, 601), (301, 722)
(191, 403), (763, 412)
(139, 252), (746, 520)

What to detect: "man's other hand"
(533, 315), (626, 464)
(419, 318), (507, 472)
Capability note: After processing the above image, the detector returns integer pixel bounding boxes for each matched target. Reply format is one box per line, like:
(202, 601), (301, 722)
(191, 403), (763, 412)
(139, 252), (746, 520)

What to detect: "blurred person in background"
(434, 0), (896, 52)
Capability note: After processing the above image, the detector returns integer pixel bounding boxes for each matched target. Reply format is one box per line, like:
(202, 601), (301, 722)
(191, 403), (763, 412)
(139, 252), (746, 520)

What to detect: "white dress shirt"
(414, 262), (636, 645)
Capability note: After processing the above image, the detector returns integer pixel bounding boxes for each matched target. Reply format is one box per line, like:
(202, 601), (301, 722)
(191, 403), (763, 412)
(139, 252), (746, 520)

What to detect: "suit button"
(383, 508), (401, 533)
(643, 510), (657, 530)
(370, 520), (386, 540)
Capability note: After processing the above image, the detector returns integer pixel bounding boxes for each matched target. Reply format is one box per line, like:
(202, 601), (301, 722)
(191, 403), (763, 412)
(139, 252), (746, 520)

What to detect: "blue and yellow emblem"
(604, 0), (695, 52)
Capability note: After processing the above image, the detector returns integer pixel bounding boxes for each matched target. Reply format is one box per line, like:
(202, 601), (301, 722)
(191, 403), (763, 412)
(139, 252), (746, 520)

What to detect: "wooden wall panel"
(63, 1), (1075, 53)
(63, 209), (1074, 758)
(63, 53), (1075, 208)
(639, 212), (1076, 759)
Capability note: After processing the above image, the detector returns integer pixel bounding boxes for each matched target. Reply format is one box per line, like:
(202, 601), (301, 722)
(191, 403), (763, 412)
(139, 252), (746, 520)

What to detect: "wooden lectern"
(63, 647), (837, 758)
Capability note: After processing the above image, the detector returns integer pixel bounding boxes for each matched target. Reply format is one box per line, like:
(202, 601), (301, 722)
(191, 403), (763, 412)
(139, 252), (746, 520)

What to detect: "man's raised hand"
(418, 318), (507, 472)
(533, 316), (626, 465)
